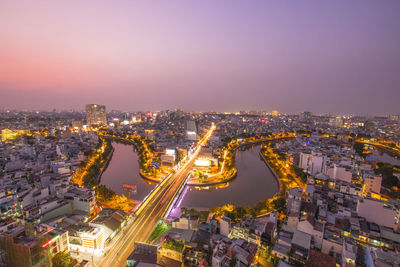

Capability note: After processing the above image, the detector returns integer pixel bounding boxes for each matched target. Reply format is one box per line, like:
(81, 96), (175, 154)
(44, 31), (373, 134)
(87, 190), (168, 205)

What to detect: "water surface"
(372, 150), (400, 165)
(100, 142), (156, 200)
(101, 143), (279, 208)
(180, 145), (279, 209)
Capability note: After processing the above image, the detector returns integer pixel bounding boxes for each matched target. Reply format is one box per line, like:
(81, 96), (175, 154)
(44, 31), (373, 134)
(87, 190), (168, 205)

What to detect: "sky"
(0, 1), (399, 115)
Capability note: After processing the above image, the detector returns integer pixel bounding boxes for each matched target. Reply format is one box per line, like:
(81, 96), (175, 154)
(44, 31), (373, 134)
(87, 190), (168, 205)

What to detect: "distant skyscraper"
(300, 111), (312, 121)
(186, 120), (197, 141)
(329, 116), (343, 128)
(364, 121), (375, 132)
(86, 104), (107, 126)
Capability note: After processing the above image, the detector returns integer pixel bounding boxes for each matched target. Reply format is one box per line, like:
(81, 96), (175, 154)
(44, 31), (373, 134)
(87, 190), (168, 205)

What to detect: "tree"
(353, 142), (365, 157)
(272, 197), (286, 213)
(52, 251), (72, 267)
(375, 163), (400, 189)
(293, 166), (308, 183)
(96, 185), (116, 202)
(230, 256), (237, 267)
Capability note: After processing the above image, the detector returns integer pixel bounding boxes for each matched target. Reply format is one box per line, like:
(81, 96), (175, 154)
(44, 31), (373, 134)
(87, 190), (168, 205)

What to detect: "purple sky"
(1, 0), (399, 114)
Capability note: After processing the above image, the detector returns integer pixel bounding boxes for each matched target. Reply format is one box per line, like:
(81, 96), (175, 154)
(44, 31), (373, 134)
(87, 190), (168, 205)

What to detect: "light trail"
(92, 124), (216, 267)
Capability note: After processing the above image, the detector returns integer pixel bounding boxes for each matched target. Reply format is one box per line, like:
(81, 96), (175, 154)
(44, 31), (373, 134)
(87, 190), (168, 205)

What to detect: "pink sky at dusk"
(1, 0), (399, 114)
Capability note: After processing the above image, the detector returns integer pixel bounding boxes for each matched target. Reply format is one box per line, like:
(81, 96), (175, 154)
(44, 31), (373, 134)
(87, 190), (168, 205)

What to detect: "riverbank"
(187, 136), (295, 187)
(138, 159), (238, 187)
(181, 145), (279, 212)
(207, 138), (300, 222)
(104, 134), (293, 192)
(104, 135), (173, 183)
(72, 138), (113, 187)
(187, 169), (238, 186)
(259, 151), (283, 196)
(97, 146), (114, 183)
(139, 169), (164, 183)
(73, 138), (137, 213)
(259, 145), (305, 190)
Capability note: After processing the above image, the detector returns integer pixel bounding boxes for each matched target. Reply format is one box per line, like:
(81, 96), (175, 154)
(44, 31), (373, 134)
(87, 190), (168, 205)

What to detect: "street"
(94, 125), (215, 267)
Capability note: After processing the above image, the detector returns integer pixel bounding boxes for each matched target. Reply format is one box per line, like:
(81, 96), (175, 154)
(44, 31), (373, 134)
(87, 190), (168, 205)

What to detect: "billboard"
(195, 159), (211, 167)
(165, 149), (175, 156)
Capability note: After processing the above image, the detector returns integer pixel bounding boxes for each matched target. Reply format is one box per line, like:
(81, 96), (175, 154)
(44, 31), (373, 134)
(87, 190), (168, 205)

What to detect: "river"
(100, 142), (156, 200)
(100, 143), (279, 208)
(372, 150), (400, 166)
(180, 145), (279, 209)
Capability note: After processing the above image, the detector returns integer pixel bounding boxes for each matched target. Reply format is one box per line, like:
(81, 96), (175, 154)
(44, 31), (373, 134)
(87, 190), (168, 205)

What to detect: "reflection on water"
(100, 142), (156, 201)
(181, 145), (279, 209)
(193, 183), (230, 191)
(373, 150), (400, 165)
(100, 143), (279, 209)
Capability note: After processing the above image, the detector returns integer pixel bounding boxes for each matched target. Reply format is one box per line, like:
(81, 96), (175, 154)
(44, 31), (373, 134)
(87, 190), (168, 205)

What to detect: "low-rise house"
(271, 242), (291, 261)
(212, 238), (257, 267)
(91, 208), (127, 245)
(126, 242), (158, 267)
(342, 240), (357, 267)
(296, 215), (324, 250)
(286, 187), (303, 214)
(291, 230), (312, 261)
(365, 246), (400, 267)
(64, 186), (96, 215)
(159, 236), (185, 263)
(172, 215), (200, 230)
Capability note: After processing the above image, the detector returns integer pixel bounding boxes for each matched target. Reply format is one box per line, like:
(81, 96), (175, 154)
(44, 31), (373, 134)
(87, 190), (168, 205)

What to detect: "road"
(95, 125), (215, 267)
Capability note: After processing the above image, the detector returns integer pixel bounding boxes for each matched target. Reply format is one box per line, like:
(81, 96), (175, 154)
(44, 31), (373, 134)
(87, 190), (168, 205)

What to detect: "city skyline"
(2, 2), (400, 266)
(1, 1), (399, 114)
(0, 107), (398, 118)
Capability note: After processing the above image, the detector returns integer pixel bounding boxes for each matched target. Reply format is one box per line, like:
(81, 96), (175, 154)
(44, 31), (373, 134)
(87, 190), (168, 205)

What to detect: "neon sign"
(41, 235), (60, 248)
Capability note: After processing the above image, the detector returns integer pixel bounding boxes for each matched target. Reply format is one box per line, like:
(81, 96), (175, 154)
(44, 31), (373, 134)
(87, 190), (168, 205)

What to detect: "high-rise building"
(329, 116), (344, 128)
(364, 121), (375, 132)
(85, 104), (107, 126)
(186, 120), (197, 141)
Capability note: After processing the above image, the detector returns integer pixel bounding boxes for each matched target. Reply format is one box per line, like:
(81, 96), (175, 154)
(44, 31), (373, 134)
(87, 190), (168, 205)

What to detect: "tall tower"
(85, 104), (107, 126)
(186, 120), (197, 141)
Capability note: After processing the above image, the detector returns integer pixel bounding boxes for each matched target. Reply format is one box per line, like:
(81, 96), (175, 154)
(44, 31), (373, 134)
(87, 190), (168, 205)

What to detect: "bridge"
(356, 138), (400, 158)
(94, 125), (215, 267)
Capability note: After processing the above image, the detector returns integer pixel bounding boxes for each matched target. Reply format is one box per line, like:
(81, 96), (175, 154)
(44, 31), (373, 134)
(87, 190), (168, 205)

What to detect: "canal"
(180, 145), (279, 209)
(372, 149), (400, 166)
(100, 142), (156, 200)
(100, 143), (279, 208)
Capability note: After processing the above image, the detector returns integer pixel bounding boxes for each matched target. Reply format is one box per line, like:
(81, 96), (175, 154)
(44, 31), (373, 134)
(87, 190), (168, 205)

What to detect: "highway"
(95, 125), (215, 267)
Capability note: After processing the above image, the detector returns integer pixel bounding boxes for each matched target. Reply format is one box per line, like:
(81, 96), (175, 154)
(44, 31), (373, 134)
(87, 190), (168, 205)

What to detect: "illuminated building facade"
(1, 129), (29, 142)
(186, 120), (197, 141)
(85, 104), (107, 126)
(67, 224), (104, 254)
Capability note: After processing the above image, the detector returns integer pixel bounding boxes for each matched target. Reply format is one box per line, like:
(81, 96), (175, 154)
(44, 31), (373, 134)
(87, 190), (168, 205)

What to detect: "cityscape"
(1, 1), (400, 267)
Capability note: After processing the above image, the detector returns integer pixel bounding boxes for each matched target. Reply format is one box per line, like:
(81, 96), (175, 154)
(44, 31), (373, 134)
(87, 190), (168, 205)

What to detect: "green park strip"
(147, 220), (171, 243)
